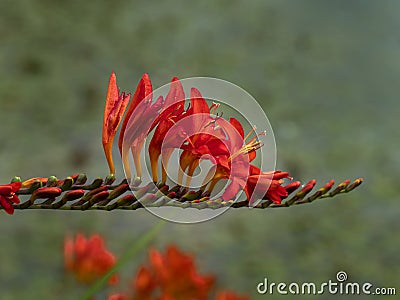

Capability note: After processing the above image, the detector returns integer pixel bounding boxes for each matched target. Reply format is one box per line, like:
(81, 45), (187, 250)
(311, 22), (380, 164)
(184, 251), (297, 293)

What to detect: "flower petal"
(118, 73), (152, 154)
(0, 195), (14, 215)
(0, 186), (12, 195)
(10, 181), (22, 192)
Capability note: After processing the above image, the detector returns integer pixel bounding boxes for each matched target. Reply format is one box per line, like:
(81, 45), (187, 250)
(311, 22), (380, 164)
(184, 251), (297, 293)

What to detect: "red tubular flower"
(172, 89), (226, 186)
(103, 72), (131, 175)
(0, 182), (21, 215)
(215, 291), (250, 300)
(211, 118), (251, 197)
(244, 166), (290, 205)
(149, 77), (186, 183)
(118, 74), (163, 179)
(202, 118), (262, 200)
(64, 233), (118, 285)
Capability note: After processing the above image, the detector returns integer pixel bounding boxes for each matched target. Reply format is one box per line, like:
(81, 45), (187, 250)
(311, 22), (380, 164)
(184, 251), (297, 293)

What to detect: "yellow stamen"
(244, 125), (257, 141)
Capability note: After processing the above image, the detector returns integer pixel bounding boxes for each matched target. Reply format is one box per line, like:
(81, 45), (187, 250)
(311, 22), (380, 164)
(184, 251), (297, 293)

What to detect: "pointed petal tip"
(109, 71), (117, 83)
(190, 87), (202, 96)
(141, 73), (151, 81)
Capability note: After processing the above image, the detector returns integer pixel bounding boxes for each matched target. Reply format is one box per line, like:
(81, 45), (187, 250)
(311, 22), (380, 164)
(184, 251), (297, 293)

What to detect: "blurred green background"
(0, 0), (399, 299)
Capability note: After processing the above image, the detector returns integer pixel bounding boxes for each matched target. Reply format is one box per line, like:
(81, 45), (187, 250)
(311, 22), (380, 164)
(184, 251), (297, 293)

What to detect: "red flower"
(201, 118), (261, 200)
(149, 245), (214, 300)
(118, 74), (164, 179)
(131, 266), (157, 300)
(108, 294), (127, 300)
(99, 72), (310, 205)
(103, 72), (131, 175)
(108, 245), (252, 300)
(170, 89), (225, 187)
(215, 290), (250, 300)
(0, 182), (21, 215)
(64, 233), (118, 285)
(123, 245), (215, 300)
(244, 165), (290, 205)
(149, 77), (186, 183)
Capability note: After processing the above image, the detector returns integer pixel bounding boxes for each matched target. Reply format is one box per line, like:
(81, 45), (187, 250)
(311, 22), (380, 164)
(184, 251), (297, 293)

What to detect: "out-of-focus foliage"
(0, 0), (399, 299)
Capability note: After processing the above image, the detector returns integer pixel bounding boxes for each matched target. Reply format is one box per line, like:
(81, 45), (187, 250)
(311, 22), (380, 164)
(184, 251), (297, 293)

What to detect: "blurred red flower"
(215, 290), (250, 300)
(147, 245), (215, 300)
(0, 182), (21, 215)
(64, 233), (118, 285)
(110, 245), (215, 300)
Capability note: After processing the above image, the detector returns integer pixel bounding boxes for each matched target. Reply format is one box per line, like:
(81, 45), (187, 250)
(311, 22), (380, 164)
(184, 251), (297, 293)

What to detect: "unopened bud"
(64, 189), (85, 201)
(140, 194), (157, 205)
(330, 179), (351, 196)
(116, 194), (136, 206)
(284, 181), (301, 194)
(11, 176), (21, 183)
(90, 191), (110, 204)
(46, 176), (59, 187)
(104, 174), (116, 185)
(108, 184), (129, 200)
(85, 178), (103, 189)
(345, 178), (363, 192)
(307, 179), (335, 201)
(52, 189), (85, 209)
(33, 187), (62, 199)
(60, 177), (74, 191)
(133, 185), (149, 199)
(75, 174), (87, 185)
